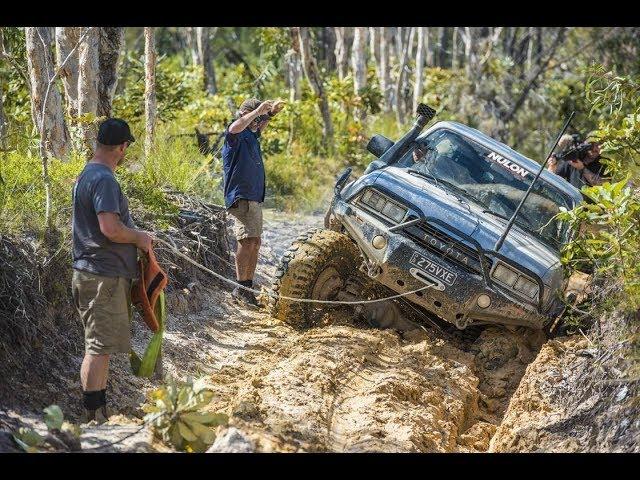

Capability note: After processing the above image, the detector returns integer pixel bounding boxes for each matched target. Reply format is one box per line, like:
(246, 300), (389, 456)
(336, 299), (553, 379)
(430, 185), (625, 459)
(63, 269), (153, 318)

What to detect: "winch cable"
(154, 237), (435, 305)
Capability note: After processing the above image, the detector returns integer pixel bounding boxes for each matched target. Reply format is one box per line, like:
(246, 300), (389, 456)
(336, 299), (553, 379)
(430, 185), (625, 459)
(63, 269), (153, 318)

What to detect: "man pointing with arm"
(222, 97), (285, 307)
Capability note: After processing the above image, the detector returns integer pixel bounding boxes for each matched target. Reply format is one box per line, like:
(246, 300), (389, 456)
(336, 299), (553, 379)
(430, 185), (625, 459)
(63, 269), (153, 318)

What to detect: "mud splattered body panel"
(331, 122), (582, 330)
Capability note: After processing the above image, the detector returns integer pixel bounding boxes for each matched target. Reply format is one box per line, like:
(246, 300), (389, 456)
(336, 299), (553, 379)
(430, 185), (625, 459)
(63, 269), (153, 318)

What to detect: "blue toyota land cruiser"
(270, 105), (582, 331)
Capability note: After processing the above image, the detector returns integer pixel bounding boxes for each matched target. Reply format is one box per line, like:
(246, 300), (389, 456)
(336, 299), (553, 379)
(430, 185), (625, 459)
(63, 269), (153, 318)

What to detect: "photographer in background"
(548, 133), (606, 188)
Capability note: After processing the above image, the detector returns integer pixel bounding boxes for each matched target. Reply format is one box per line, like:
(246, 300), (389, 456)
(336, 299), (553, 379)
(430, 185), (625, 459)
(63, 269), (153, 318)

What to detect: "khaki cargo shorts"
(72, 270), (132, 355)
(228, 199), (263, 240)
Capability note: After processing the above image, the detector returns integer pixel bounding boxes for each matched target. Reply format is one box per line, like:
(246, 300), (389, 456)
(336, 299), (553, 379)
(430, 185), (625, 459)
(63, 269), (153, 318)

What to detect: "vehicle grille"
(402, 219), (483, 274)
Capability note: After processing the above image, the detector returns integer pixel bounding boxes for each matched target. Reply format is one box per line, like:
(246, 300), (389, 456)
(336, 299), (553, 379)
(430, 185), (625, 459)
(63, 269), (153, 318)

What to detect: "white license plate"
(409, 251), (457, 286)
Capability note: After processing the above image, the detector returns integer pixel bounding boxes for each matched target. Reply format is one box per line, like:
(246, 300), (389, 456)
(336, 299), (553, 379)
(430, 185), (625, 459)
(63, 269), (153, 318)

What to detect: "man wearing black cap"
(71, 118), (153, 423)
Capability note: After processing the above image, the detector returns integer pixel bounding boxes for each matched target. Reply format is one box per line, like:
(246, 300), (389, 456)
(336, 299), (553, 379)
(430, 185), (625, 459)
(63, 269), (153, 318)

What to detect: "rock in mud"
(207, 427), (255, 453)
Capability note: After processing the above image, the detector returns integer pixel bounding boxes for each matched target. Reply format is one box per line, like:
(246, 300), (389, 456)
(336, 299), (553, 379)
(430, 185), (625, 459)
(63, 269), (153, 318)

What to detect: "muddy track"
(195, 210), (546, 452)
(0, 209), (547, 452)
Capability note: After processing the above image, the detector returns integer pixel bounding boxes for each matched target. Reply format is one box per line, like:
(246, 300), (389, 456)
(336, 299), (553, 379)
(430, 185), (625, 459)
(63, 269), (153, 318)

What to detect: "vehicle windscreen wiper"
(408, 168), (439, 187)
(408, 168), (465, 195)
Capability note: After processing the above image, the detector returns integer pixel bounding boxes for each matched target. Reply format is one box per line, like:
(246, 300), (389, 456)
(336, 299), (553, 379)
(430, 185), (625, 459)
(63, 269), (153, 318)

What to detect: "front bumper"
(332, 199), (560, 329)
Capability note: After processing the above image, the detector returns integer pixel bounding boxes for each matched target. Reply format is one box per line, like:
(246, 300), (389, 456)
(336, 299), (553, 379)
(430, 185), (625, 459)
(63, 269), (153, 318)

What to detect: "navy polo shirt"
(221, 126), (266, 208)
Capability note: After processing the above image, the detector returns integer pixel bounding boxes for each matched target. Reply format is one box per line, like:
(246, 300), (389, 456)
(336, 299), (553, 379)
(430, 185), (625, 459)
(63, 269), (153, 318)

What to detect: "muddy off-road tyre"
(269, 229), (366, 329)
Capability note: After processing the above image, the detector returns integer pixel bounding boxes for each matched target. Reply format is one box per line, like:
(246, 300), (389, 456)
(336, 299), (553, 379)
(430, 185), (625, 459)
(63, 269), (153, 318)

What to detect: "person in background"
(222, 97), (285, 307)
(548, 133), (606, 188)
(71, 118), (153, 423)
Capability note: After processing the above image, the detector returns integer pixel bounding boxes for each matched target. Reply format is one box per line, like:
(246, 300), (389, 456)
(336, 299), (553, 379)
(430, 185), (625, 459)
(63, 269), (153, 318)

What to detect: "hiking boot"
(81, 405), (110, 425)
(232, 285), (260, 308)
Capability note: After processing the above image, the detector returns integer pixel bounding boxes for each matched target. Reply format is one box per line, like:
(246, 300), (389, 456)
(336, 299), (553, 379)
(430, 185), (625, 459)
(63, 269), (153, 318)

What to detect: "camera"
(557, 134), (594, 162)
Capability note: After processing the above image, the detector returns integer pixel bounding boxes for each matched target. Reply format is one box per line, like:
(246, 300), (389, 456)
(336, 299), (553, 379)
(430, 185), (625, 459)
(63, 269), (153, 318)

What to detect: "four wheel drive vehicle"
(270, 105), (583, 331)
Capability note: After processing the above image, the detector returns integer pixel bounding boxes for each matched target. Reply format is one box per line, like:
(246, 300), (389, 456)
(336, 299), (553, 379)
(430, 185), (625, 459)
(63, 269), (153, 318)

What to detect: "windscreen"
(396, 129), (573, 250)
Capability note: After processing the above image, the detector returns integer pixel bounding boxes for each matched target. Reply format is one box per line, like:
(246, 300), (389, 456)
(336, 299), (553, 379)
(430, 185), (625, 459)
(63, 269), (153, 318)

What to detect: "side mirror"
(367, 134), (394, 158)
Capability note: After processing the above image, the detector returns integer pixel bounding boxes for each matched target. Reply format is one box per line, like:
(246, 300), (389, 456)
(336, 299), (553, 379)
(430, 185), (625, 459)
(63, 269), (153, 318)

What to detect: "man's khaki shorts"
(72, 270), (132, 355)
(228, 199), (263, 240)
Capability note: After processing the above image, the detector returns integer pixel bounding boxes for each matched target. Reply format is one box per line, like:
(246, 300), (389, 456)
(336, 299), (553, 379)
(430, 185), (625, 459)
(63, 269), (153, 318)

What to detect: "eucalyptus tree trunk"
(186, 27), (200, 65)
(97, 27), (124, 116)
(526, 26), (534, 71)
(462, 27), (475, 78)
(369, 27), (380, 73)
(287, 27), (302, 102)
(535, 27), (543, 67)
(26, 26), (71, 230)
(196, 27), (217, 95)
(393, 27), (403, 63)
(413, 27), (426, 113)
(402, 27), (416, 115)
(425, 27), (433, 66)
(78, 27), (100, 153)
(352, 27), (368, 119)
(0, 77), (6, 149)
(438, 27), (448, 68)
(25, 27), (70, 159)
(323, 27), (336, 70)
(394, 27), (413, 125)
(334, 27), (351, 80)
(55, 27), (80, 118)
(144, 27), (157, 158)
(379, 27), (392, 113)
(297, 27), (333, 153)
(451, 27), (459, 69)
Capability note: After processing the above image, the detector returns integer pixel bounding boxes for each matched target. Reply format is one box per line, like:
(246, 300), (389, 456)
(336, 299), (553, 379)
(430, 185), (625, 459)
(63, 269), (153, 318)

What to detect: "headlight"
(359, 189), (408, 224)
(514, 276), (539, 299)
(492, 263), (519, 287)
(491, 262), (539, 301)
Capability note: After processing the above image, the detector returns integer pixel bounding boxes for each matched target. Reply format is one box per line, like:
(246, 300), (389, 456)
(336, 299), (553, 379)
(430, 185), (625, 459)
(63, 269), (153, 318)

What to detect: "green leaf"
(181, 412), (228, 426)
(187, 421), (216, 445)
(13, 428), (45, 451)
(177, 421), (198, 442)
(43, 405), (64, 431)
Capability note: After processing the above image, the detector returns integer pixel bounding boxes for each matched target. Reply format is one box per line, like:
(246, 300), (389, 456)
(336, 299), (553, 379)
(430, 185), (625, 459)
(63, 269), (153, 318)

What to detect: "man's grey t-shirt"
(72, 163), (138, 279)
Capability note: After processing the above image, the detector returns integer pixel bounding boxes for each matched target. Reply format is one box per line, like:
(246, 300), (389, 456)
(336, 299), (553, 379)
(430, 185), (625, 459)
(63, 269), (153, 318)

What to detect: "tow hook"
(361, 261), (382, 279)
(455, 314), (472, 330)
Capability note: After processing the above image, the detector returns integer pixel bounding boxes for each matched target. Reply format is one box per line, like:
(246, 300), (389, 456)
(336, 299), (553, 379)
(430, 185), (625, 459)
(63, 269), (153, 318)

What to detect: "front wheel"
(269, 229), (367, 329)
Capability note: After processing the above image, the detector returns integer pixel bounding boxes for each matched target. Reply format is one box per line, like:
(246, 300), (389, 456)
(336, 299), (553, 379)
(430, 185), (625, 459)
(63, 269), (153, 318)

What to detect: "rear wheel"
(269, 229), (369, 329)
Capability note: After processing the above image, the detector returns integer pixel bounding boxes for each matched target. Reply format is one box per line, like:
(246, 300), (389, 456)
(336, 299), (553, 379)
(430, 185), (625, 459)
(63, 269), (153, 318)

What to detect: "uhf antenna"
(494, 111), (575, 252)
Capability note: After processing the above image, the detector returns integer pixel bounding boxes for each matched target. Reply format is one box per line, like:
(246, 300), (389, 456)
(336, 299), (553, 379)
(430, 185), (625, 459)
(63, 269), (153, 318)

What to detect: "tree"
(25, 27), (70, 159)
(0, 76), (6, 149)
(144, 27), (157, 157)
(296, 27), (333, 152)
(451, 27), (459, 69)
(369, 27), (380, 77)
(378, 27), (392, 113)
(394, 27), (413, 125)
(413, 27), (426, 113)
(437, 27), (448, 67)
(77, 26), (100, 152)
(351, 27), (367, 120)
(334, 27), (352, 80)
(286, 28), (302, 102)
(424, 28), (433, 67)
(195, 27), (217, 95)
(97, 27), (125, 116)
(54, 27), (80, 118)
